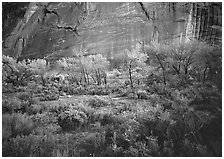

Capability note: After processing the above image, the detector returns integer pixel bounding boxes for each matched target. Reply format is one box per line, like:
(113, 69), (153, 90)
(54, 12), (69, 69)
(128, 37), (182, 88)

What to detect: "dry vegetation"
(2, 40), (222, 156)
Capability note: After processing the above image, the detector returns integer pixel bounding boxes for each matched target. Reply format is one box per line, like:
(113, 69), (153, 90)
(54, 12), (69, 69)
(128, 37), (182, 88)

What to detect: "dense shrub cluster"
(2, 91), (221, 156)
(2, 113), (35, 142)
(2, 40), (221, 157)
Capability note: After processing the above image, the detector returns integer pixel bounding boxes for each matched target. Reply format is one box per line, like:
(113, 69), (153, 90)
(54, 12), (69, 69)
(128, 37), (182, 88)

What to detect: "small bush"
(46, 102), (70, 114)
(37, 85), (59, 101)
(2, 133), (78, 157)
(32, 124), (61, 136)
(92, 110), (114, 126)
(2, 96), (22, 114)
(88, 97), (110, 108)
(16, 92), (33, 101)
(26, 104), (43, 115)
(86, 85), (110, 95)
(110, 84), (125, 94)
(77, 132), (106, 156)
(58, 107), (88, 131)
(31, 112), (58, 127)
(14, 92), (39, 112)
(59, 85), (79, 95)
(2, 113), (35, 141)
(136, 89), (149, 99)
(124, 136), (160, 157)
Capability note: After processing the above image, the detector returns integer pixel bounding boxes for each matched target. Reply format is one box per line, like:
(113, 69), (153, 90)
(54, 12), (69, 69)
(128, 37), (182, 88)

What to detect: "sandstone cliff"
(2, 2), (222, 62)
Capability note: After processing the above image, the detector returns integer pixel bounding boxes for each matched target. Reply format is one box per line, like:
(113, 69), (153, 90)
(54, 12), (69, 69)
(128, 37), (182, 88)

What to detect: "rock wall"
(2, 2), (221, 62)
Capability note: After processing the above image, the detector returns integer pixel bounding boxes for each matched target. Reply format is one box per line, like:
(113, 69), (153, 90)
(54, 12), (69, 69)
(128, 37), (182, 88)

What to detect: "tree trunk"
(41, 76), (46, 86)
(79, 75), (82, 85)
(128, 65), (133, 88)
(85, 68), (89, 85)
(202, 64), (208, 84)
(95, 69), (101, 85)
(82, 68), (87, 84)
(155, 54), (166, 85)
(104, 76), (107, 85)
(102, 71), (107, 85)
(97, 68), (101, 85)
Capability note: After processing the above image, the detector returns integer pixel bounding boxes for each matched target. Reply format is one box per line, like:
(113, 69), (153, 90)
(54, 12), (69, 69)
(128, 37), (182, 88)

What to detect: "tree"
(28, 59), (49, 85)
(121, 43), (148, 88)
(2, 55), (32, 87)
(55, 57), (82, 85)
(145, 40), (219, 87)
(82, 54), (110, 85)
(55, 53), (109, 86)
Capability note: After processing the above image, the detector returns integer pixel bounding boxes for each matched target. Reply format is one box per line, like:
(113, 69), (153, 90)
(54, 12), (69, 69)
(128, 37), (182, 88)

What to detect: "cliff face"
(2, 2), (222, 62)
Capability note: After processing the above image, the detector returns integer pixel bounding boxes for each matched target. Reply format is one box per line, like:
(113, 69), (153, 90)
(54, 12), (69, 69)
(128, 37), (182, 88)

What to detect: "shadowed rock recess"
(3, 2), (221, 62)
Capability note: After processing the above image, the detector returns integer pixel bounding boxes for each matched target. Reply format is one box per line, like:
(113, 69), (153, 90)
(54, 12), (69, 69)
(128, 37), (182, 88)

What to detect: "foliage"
(28, 59), (49, 85)
(2, 133), (78, 157)
(56, 54), (109, 86)
(2, 40), (221, 157)
(88, 97), (110, 108)
(37, 84), (60, 101)
(2, 96), (23, 114)
(55, 57), (82, 84)
(58, 105), (88, 131)
(2, 55), (50, 91)
(145, 40), (220, 88)
(119, 43), (148, 88)
(2, 55), (32, 87)
(2, 92), (38, 114)
(58, 84), (79, 95)
(2, 113), (35, 141)
(86, 85), (110, 95)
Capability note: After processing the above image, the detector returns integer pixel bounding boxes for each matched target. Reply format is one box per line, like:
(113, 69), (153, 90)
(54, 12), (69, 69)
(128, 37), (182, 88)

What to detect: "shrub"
(39, 94), (59, 101)
(31, 112), (58, 127)
(2, 96), (22, 114)
(2, 55), (32, 87)
(124, 136), (160, 157)
(86, 85), (110, 95)
(58, 107), (88, 131)
(180, 139), (210, 157)
(16, 92), (37, 111)
(69, 103), (96, 124)
(92, 110), (114, 126)
(31, 124), (61, 136)
(136, 89), (149, 99)
(59, 84), (79, 95)
(76, 132), (107, 156)
(189, 84), (221, 114)
(36, 84), (60, 101)
(26, 104), (43, 115)
(2, 83), (15, 93)
(2, 113), (35, 141)
(46, 102), (70, 114)
(2, 133), (78, 157)
(88, 97), (110, 108)
(118, 87), (135, 98)
(15, 86), (27, 92)
(110, 85), (124, 94)
(3, 92), (39, 114)
(16, 92), (32, 101)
